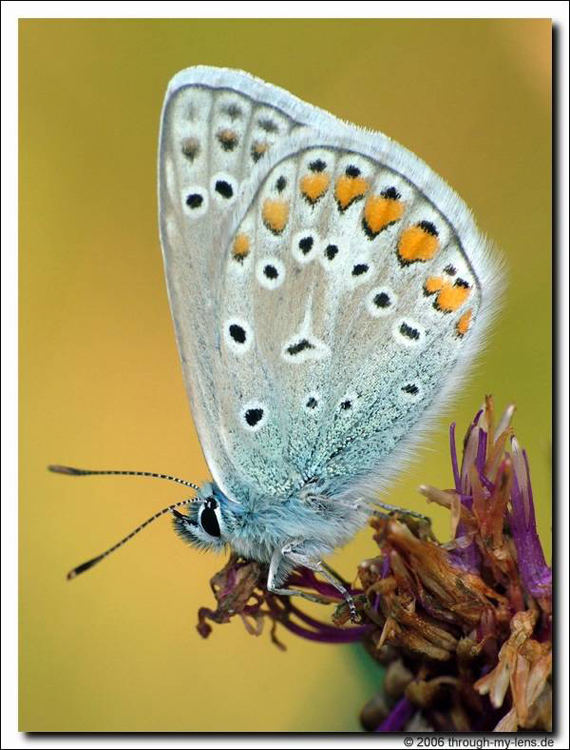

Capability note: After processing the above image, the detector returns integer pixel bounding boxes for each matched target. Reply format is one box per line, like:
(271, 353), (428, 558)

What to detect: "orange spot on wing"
(335, 175), (368, 211)
(363, 195), (404, 237)
(398, 224), (440, 264)
(262, 199), (289, 235)
(424, 276), (445, 294)
(425, 277), (471, 312)
(456, 309), (473, 337)
(300, 173), (330, 204)
(437, 283), (471, 312)
(232, 233), (250, 260)
(217, 129), (239, 150)
(181, 137), (200, 160)
(251, 141), (268, 162)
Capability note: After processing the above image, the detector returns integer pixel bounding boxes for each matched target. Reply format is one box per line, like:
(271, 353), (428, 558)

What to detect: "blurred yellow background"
(19, 19), (551, 731)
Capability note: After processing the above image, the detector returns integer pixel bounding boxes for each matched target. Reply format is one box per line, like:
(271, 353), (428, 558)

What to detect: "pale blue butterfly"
(51, 67), (502, 619)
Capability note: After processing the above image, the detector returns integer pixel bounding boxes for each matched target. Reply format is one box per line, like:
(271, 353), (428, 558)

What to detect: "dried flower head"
(196, 397), (552, 732)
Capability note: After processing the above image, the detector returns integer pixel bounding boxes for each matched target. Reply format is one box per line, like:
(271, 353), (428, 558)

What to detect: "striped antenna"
(66, 497), (198, 580)
(48, 464), (201, 579)
(48, 464), (200, 491)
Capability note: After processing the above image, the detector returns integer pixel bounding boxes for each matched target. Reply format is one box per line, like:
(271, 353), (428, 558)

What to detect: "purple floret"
(376, 697), (415, 732)
(509, 449), (552, 602)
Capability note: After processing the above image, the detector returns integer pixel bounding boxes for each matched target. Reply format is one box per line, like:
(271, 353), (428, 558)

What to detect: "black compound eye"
(200, 500), (221, 537)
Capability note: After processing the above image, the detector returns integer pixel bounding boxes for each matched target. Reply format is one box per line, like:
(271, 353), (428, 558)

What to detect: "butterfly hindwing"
(217, 142), (496, 504)
(159, 67), (500, 506)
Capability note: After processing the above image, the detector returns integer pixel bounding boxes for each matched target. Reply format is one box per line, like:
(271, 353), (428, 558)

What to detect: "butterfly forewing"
(159, 69), (307, 495)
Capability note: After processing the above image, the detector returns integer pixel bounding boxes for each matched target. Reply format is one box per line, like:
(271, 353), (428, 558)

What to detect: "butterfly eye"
(199, 499), (221, 538)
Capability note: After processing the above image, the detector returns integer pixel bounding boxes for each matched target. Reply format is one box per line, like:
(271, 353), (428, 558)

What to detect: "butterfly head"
(172, 483), (230, 551)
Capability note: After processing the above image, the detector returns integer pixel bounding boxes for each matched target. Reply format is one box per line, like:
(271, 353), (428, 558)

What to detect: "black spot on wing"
(400, 322), (420, 340)
(417, 220), (438, 237)
(309, 159), (326, 172)
(258, 118), (278, 133)
(324, 244), (338, 261)
(222, 103), (242, 120)
(263, 264), (279, 280)
(185, 193), (203, 208)
(381, 186), (401, 200)
(401, 383), (419, 396)
(373, 292), (391, 308)
(215, 180), (233, 199)
(352, 263), (369, 276)
(298, 236), (314, 254)
(287, 339), (315, 356)
(245, 408), (264, 427)
(229, 324), (247, 344)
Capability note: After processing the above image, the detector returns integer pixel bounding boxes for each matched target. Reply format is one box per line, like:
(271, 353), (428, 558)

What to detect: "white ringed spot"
(393, 318), (425, 347)
(400, 382), (422, 401)
(292, 230), (320, 265)
(182, 185), (208, 218)
(337, 391), (359, 413)
(303, 391), (322, 412)
(240, 401), (268, 433)
(210, 172), (238, 205)
(282, 334), (330, 364)
(256, 257), (286, 290)
(223, 318), (253, 355)
(349, 260), (375, 287)
(366, 286), (398, 318)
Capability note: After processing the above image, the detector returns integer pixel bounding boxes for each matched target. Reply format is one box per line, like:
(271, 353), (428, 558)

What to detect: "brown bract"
(195, 397), (552, 733)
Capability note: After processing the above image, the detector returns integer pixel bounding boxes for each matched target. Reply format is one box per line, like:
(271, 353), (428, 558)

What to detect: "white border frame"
(3, 4), (567, 748)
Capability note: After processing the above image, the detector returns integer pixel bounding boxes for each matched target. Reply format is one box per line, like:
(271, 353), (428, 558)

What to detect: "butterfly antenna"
(48, 464), (200, 491)
(66, 497), (198, 580)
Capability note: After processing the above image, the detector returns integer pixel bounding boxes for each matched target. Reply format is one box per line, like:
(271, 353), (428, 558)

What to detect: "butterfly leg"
(279, 546), (360, 622)
(373, 500), (430, 523)
(266, 549), (329, 605)
(296, 557), (359, 622)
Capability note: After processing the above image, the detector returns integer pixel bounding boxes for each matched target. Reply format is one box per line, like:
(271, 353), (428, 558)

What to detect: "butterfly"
(51, 67), (501, 618)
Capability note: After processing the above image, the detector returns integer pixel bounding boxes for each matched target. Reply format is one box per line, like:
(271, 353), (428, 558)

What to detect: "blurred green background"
(19, 19), (551, 731)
